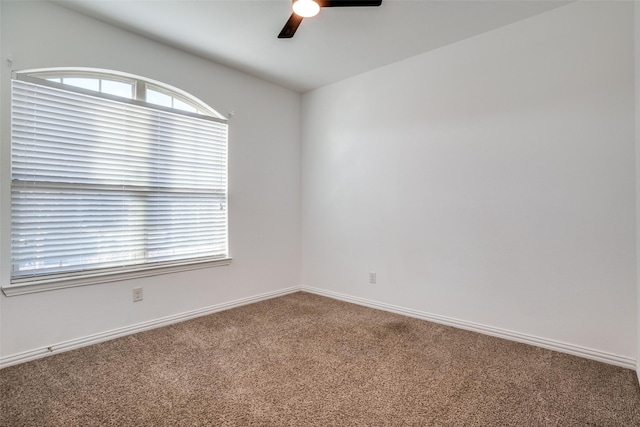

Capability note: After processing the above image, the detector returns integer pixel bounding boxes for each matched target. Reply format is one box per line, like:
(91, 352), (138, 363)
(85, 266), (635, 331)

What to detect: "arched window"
(25, 68), (224, 118)
(6, 68), (230, 295)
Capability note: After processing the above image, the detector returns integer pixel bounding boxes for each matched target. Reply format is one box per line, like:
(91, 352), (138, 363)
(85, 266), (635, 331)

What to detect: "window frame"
(3, 69), (232, 297)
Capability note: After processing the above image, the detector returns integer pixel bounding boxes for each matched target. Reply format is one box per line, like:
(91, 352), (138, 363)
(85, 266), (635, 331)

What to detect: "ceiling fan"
(278, 0), (383, 39)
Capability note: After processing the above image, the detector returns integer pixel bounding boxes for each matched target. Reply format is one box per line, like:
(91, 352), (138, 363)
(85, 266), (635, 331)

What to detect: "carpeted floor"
(1, 292), (639, 426)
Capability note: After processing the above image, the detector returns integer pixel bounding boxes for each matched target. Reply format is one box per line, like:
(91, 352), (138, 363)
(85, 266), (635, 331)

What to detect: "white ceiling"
(54, 0), (571, 93)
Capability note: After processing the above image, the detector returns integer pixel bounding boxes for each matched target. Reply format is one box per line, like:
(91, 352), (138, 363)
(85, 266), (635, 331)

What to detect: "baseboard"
(300, 286), (636, 370)
(3, 285), (635, 371)
(0, 286), (299, 369)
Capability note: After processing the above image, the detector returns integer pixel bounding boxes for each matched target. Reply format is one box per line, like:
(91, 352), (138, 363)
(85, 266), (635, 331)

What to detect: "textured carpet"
(1, 292), (639, 426)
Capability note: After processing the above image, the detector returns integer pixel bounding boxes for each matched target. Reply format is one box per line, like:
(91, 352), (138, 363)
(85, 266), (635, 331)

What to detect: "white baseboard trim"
(0, 286), (299, 369)
(300, 286), (636, 370)
(3, 285), (635, 371)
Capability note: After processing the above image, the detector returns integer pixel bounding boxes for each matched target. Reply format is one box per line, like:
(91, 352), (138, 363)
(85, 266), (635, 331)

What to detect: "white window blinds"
(11, 78), (228, 283)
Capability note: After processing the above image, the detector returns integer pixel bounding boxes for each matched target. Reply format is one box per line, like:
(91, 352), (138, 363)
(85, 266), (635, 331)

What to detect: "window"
(6, 69), (230, 295)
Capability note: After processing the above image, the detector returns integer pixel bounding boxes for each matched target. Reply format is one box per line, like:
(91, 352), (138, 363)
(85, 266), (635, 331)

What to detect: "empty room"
(1, 0), (639, 425)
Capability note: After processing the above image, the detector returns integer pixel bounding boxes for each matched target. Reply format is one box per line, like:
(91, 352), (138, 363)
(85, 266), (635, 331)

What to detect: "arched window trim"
(15, 67), (227, 122)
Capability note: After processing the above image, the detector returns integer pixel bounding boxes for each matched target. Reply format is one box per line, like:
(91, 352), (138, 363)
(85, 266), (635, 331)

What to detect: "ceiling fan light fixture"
(292, 0), (320, 18)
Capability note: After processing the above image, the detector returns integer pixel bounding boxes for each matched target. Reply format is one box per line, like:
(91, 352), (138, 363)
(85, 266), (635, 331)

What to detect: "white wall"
(635, 0), (640, 379)
(302, 1), (636, 361)
(0, 1), (301, 359)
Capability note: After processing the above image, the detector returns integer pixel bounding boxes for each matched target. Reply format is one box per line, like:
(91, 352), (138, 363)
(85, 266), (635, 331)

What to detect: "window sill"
(2, 257), (233, 296)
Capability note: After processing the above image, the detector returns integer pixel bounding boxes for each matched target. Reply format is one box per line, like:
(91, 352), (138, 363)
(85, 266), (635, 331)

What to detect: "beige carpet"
(1, 292), (639, 426)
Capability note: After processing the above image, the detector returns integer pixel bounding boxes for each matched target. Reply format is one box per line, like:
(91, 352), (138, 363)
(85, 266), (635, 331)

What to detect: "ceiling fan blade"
(319, 0), (382, 7)
(278, 13), (304, 38)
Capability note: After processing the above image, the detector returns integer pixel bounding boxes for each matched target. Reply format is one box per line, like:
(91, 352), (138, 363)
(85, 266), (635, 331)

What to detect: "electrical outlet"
(133, 287), (143, 302)
(369, 272), (376, 284)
